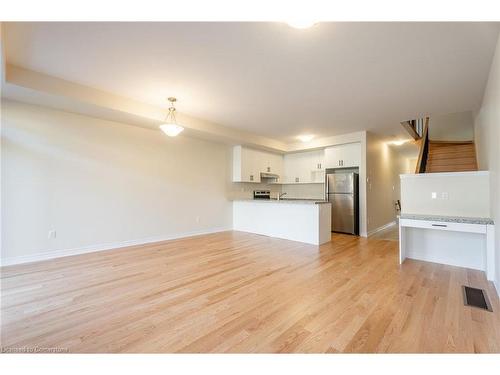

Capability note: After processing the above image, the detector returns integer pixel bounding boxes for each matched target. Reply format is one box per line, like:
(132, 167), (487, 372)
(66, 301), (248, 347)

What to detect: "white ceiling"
(4, 22), (500, 142)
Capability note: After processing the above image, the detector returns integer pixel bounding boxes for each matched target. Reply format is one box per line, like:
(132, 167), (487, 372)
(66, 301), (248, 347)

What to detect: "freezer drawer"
(328, 193), (356, 234)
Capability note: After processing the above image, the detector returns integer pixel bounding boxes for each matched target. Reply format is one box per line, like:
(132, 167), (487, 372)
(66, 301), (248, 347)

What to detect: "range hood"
(260, 172), (280, 181)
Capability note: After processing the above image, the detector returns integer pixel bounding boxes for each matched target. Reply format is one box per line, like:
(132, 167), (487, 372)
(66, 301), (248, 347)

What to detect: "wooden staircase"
(425, 141), (478, 173)
(406, 117), (479, 174)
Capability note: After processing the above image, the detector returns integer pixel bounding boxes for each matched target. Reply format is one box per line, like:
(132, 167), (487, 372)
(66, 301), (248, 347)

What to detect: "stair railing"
(401, 118), (425, 140)
(414, 117), (430, 173)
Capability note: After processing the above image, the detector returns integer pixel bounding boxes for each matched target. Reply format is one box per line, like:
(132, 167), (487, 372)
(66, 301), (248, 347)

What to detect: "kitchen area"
(231, 141), (363, 245)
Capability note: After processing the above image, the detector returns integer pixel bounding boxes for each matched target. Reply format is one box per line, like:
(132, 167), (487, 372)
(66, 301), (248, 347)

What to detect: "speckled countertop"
(399, 213), (494, 225)
(233, 198), (330, 205)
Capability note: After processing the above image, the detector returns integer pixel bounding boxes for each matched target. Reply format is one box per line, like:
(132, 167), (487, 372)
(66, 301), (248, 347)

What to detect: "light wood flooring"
(368, 224), (399, 241)
(1, 231), (499, 353)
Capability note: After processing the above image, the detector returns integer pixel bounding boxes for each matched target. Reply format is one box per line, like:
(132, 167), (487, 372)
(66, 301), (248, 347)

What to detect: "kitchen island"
(233, 199), (332, 245)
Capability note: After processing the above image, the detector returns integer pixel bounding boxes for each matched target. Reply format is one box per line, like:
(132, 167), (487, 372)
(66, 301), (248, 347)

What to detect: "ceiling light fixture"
(390, 139), (409, 146)
(287, 20), (318, 29)
(297, 134), (315, 142)
(159, 97), (184, 137)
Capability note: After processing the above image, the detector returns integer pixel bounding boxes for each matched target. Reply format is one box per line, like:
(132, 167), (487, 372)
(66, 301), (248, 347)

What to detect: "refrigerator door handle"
(325, 175), (328, 198)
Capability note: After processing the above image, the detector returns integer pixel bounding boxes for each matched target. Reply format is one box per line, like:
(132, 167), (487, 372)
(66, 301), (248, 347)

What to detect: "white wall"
(1, 100), (236, 264)
(474, 34), (500, 293)
(428, 110), (474, 141)
(282, 183), (324, 200)
(400, 172), (490, 218)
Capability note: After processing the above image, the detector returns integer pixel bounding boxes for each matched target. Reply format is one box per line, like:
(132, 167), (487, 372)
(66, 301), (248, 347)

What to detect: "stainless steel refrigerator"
(326, 172), (359, 235)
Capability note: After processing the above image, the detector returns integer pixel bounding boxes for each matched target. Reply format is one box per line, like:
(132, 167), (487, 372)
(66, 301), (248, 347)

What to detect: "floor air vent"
(462, 286), (492, 312)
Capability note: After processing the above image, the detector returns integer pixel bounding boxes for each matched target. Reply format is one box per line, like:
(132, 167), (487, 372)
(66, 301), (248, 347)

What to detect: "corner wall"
(474, 34), (500, 293)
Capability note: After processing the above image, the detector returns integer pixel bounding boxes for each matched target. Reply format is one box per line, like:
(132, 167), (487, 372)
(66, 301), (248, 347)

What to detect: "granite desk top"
(399, 213), (494, 225)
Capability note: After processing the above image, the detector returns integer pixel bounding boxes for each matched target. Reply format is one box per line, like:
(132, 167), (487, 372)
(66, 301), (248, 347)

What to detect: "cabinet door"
(284, 153), (302, 183)
(309, 149), (324, 170)
(248, 148), (263, 182)
(268, 153), (284, 176)
(311, 149), (325, 182)
(324, 143), (361, 168)
(324, 146), (341, 168)
(239, 147), (259, 183)
(340, 143), (361, 167)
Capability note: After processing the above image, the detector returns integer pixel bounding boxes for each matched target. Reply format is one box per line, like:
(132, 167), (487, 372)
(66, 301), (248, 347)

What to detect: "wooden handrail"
(401, 120), (421, 140)
(414, 117), (430, 173)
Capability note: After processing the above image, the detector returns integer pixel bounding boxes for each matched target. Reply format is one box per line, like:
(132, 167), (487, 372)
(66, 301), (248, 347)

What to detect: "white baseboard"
(367, 221), (397, 237)
(0, 227), (232, 267)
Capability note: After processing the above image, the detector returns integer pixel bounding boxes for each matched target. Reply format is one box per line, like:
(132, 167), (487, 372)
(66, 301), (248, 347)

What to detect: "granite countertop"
(233, 198), (330, 205)
(399, 213), (494, 225)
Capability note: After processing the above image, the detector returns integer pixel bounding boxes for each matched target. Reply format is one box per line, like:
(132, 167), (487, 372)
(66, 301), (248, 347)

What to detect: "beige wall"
(366, 132), (409, 233)
(400, 172), (490, 217)
(474, 34), (500, 292)
(428, 110), (474, 141)
(1, 100), (250, 263)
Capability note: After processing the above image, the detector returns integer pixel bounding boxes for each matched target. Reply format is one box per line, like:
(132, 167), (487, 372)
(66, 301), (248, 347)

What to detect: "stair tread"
(429, 147), (475, 153)
(427, 160), (477, 166)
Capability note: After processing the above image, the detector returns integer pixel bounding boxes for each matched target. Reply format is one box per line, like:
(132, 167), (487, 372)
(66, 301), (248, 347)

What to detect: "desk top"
(399, 214), (494, 225)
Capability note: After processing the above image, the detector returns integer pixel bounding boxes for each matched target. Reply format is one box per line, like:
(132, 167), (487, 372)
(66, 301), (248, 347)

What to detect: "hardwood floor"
(368, 224), (399, 241)
(1, 231), (499, 353)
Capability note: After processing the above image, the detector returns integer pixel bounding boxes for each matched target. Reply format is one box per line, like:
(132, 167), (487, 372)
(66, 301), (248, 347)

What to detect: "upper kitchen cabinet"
(324, 142), (361, 169)
(266, 152), (284, 176)
(283, 149), (325, 184)
(232, 145), (284, 183)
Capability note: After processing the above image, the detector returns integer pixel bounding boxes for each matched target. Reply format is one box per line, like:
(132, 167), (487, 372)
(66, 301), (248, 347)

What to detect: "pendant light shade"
(160, 97), (184, 137)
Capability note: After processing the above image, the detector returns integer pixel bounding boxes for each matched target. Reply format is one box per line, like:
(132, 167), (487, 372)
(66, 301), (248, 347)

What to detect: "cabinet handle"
(431, 223), (447, 227)
(267, 167), (270, 172)
(295, 177), (299, 183)
(250, 175), (254, 181)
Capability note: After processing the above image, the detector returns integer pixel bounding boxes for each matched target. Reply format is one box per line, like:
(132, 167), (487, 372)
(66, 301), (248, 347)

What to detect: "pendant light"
(160, 97), (184, 137)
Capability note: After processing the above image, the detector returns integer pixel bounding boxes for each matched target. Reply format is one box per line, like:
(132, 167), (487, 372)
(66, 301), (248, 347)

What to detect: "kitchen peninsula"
(233, 199), (332, 245)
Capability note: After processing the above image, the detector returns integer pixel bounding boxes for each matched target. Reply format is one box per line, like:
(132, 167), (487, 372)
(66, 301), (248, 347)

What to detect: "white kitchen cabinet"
(232, 146), (284, 183)
(284, 149), (325, 183)
(266, 152), (284, 176)
(309, 149), (325, 183)
(284, 152), (303, 183)
(324, 142), (361, 169)
(233, 146), (260, 183)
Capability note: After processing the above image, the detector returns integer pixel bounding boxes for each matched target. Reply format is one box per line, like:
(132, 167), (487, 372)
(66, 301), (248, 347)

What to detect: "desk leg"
(486, 224), (495, 281)
(399, 223), (406, 264)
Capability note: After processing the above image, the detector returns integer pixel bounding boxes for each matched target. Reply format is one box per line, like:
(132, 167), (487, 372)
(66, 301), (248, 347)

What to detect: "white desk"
(399, 214), (495, 281)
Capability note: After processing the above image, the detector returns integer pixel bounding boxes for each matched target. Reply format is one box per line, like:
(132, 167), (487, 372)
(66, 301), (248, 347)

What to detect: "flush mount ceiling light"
(159, 97), (184, 137)
(286, 19), (318, 29)
(389, 139), (409, 146)
(297, 134), (315, 142)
